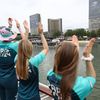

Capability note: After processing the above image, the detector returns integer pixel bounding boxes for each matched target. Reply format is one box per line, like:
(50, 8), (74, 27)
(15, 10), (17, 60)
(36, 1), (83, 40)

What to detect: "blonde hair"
(16, 39), (33, 80)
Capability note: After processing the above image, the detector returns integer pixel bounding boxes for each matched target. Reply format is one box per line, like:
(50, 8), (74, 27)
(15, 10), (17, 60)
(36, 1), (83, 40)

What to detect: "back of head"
(18, 39), (33, 58)
(53, 41), (79, 100)
(16, 39), (33, 80)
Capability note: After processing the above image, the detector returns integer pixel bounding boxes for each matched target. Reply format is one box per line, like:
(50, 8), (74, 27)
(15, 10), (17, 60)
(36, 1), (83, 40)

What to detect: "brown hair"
(53, 41), (79, 100)
(16, 39), (33, 80)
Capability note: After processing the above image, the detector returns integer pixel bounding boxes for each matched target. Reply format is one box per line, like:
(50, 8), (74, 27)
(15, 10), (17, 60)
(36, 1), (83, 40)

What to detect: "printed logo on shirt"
(49, 83), (62, 100)
(0, 48), (11, 57)
(28, 66), (32, 73)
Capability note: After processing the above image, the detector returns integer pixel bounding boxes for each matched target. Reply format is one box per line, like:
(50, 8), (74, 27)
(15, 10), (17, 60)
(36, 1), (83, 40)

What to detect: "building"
(48, 19), (62, 35)
(89, 0), (100, 31)
(30, 14), (41, 34)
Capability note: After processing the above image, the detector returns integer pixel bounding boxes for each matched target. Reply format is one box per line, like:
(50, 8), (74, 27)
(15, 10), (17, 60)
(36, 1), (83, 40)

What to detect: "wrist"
(85, 60), (92, 63)
(81, 54), (94, 61)
(40, 33), (43, 36)
(18, 28), (22, 32)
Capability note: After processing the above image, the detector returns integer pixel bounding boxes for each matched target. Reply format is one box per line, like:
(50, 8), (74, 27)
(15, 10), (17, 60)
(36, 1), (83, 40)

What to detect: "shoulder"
(74, 76), (96, 88)
(29, 51), (46, 68)
(8, 41), (19, 52)
(31, 51), (46, 60)
(47, 69), (53, 76)
(47, 69), (62, 80)
(73, 76), (96, 99)
(9, 41), (19, 46)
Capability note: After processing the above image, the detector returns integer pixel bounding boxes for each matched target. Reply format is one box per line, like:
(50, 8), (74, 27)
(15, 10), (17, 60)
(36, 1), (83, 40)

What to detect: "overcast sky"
(0, 0), (89, 32)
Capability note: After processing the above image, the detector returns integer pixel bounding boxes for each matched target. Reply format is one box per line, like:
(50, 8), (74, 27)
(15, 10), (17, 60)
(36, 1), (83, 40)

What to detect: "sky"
(0, 0), (89, 32)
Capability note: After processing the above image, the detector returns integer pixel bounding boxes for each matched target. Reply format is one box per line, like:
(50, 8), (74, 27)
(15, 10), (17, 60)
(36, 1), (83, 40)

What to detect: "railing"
(39, 83), (53, 99)
(39, 83), (52, 97)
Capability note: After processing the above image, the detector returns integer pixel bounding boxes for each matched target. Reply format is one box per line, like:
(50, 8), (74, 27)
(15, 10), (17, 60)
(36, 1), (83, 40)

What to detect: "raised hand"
(23, 20), (29, 33)
(72, 35), (79, 50)
(38, 22), (43, 34)
(23, 20), (29, 38)
(15, 19), (20, 29)
(8, 18), (13, 28)
(15, 19), (25, 40)
(83, 38), (96, 57)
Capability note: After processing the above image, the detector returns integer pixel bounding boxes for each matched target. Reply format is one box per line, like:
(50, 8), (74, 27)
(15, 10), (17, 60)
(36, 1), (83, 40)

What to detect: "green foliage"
(73, 29), (86, 37)
(86, 31), (91, 37)
(64, 28), (86, 37)
(52, 31), (61, 38)
(96, 29), (100, 37)
(64, 29), (73, 36)
(64, 28), (100, 38)
(90, 30), (97, 37)
(25, 28), (100, 39)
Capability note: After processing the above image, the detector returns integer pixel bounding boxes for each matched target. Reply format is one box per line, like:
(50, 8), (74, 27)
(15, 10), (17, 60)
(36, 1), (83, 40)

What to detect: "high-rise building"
(30, 14), (41, 34)
(48, 19), (62, 35)
(89, 0), (100, 31)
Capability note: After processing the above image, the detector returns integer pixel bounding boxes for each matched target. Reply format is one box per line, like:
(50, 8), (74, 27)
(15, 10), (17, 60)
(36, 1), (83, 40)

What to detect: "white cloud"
(0, 0), (89, 31)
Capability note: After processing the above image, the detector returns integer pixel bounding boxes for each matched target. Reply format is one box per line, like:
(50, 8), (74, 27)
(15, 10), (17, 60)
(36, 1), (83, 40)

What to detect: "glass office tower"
(89, 0), (100, 31)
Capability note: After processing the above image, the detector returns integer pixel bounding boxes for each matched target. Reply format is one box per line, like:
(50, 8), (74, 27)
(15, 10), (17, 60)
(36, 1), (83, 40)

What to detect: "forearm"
(23, 20), (29, 39)
(8, 18), (13, 29)
(40, 33), (49, 54)
(86, 61), (96, 78)
(18, 28), (25, 40)
(24, 29), (29, 39)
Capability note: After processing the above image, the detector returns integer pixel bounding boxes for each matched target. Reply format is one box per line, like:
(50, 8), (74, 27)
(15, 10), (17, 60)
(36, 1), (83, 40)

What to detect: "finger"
(86, 38), (95, 48)
(72, 35), (79, 49)
(23, 20), (27, 24)
(83, 38), (95, 56)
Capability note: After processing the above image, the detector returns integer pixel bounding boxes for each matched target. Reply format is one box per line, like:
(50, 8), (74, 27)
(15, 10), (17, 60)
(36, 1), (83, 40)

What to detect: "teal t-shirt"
(29, 51), (46, 68)
(0, 41), (19, 78)
(47, 69), (96, 100)
(17, 51), (46, 100)
(0, 41), (19, 52)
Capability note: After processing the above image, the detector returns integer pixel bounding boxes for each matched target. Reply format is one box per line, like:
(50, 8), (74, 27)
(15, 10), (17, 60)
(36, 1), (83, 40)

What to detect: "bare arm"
(72, 35), (79, 50)
(8, 18), (13, 29)
(15, 19), (25, 40)
(83, 38), (96, 78)
(23, 20), (29, 39)
(38, 22), (49, 55)
(85, 61), (96, 78)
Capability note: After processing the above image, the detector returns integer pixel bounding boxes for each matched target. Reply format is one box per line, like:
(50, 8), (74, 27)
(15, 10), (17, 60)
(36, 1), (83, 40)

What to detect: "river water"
(32, 42), (100, 100)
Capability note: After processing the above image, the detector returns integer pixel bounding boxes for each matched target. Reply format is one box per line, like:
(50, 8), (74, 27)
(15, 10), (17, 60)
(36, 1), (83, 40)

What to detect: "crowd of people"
(0, 18), (96, 100)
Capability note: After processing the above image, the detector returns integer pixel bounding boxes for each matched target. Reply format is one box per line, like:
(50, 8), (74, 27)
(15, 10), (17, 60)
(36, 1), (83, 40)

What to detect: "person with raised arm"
(16, 21), (49, 100)
(0, 18), (26, 100)
(47, 35), (96, 100)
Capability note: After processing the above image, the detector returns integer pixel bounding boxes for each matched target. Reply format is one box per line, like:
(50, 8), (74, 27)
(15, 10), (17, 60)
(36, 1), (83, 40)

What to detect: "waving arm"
(38, 22), (49, 55)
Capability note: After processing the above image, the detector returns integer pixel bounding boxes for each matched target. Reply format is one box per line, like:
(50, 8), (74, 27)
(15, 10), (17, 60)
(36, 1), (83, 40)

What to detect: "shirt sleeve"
(73, 76), (96, 100)
(29, 51), (46, 68)
(9, 41), (19, 52)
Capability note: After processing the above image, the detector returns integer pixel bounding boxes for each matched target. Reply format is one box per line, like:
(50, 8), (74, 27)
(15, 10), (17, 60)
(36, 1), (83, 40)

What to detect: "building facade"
(30, 14), (41, 34)
(89, 0), (100, 31)
(48, 19), (62, 35)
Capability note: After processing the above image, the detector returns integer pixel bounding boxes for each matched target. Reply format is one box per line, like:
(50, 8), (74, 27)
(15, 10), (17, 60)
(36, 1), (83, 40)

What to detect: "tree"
(96, 29), (100, 37)
(90, 30), (97, 38)
(52, 31), (61, 38)
(86, 31), (91, 37)
(64, 29), (73, 37)
(73, 28), (86, 38)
